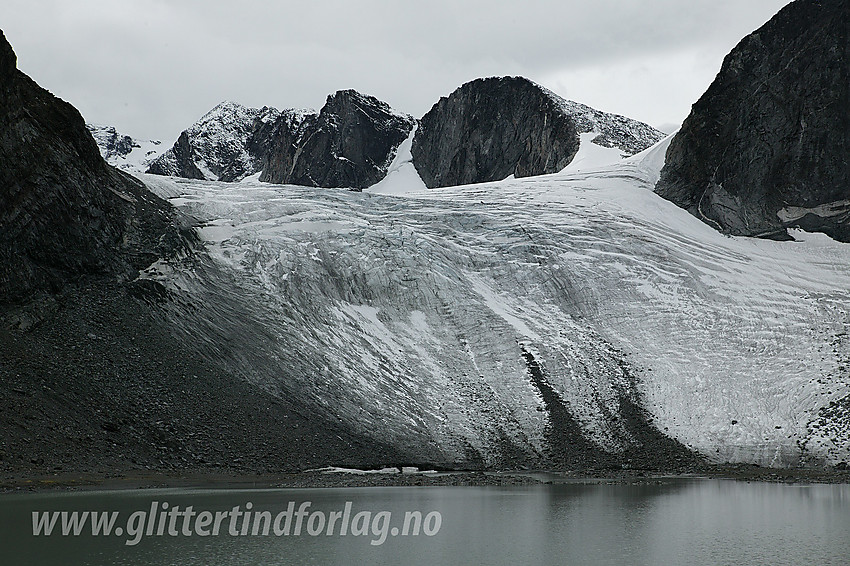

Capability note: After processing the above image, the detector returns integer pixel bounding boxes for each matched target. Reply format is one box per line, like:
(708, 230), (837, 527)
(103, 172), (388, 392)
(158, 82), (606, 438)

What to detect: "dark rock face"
(147, 101), (283, 182)
(254, 109), (316, 185)
(0, 29), (185, 304)
(411, 77), (579, 188)
(148, 130), (206, 180)
(150, 82), (661, 191)
(149, 92), (413, 189)
(655, 0), (850, 241)
(260, 90), (416, 189)
(411, 76), (665, 189)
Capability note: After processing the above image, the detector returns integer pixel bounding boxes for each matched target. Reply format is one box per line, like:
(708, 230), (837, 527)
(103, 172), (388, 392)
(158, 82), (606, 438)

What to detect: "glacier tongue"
(139, 144), (850, 468)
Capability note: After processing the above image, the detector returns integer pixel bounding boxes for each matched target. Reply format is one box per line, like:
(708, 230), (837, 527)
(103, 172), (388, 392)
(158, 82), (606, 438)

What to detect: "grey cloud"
(4, 0), (790, 141)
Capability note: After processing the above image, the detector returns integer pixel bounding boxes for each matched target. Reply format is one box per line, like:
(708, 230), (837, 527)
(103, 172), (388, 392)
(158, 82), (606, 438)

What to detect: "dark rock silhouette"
(655, 0), (850, 241)
(0, 31), (402, 478)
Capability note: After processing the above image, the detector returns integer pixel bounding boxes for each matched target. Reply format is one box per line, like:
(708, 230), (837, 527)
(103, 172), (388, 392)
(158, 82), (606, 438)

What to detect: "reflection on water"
(2, 479), (848, 566)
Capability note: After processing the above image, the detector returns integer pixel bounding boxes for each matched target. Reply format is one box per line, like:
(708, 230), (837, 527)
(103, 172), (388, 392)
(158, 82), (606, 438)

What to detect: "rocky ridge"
(0, 29), (187, 305)
(149, 78), (662, 191)
(148, 91), (416, 190)
(147, 101), (284, 182)
(260, 89), (416, 189)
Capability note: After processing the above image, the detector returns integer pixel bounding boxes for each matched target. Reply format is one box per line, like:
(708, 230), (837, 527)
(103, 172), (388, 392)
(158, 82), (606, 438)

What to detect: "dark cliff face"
(0, 30), (184, 304)
(256, 110), (316, 186)
(0, 32), (402, 477)
(411, 77), (580, 189)
(655, 0), (850, 241)
(260, 90), (416, 189)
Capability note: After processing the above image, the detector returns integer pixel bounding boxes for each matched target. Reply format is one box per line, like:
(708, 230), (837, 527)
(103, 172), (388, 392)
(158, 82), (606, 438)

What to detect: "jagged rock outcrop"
(87, 124), (135, 160)
(148, 92), (414, 190)
(411, 76), (665, 188)
(147, 101), (283, 182)
(259, 90), (416, 189)
(655, 0), (850, 241)
(0, 29), (186, 304)
(87, 124), (164, 174)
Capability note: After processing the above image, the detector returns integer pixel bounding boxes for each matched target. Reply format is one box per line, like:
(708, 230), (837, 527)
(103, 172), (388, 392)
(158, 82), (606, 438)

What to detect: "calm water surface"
(1, 479), (848, 565)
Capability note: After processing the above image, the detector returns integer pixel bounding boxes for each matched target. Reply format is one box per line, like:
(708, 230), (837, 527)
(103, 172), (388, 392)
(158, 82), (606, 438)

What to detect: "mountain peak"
(323, 89), (414, 124)
(87, 123), (164, 174)
(411, 75), (664, 188)
(195, 100), (267, 126)
(145, 79), (661, 191)
(259, 90), (415, 188)
(147, 101), (284, 182)
(206, 99), (243, 112)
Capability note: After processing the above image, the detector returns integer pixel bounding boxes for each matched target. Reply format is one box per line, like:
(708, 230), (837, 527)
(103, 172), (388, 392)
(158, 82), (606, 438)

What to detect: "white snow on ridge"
(186, 101), (282, 181)
(623, 130), (677, 187)
(145, 142), (850, 467)
(539, 84), (667, 155)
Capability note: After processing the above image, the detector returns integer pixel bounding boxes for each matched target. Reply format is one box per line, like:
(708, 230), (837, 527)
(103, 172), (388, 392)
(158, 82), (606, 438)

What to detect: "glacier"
(136, 135), (850, 469)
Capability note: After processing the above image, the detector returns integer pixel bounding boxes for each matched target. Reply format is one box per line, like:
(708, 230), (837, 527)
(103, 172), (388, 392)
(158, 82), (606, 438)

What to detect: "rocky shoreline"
(3, 464), (849, 494)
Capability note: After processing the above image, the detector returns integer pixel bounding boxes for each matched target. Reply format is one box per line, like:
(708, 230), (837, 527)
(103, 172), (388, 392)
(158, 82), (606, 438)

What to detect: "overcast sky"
(5, 0), (790, 143)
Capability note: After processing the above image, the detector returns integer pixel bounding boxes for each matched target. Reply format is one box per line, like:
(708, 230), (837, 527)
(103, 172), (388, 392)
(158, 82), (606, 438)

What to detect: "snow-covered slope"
(138, 138), (850, 468)
(562, 132), (629, 173)
(86, 124), (164, 174)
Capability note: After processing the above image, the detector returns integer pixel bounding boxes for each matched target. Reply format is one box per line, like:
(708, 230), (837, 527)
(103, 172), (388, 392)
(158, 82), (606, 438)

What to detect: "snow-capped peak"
(190, 101), (281, 137)
(146, 101), (298, 182)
